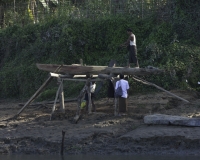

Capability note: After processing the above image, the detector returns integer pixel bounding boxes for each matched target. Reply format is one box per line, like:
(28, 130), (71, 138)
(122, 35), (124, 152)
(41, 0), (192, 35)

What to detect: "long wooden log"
(132, 76), (189, 103)
(37, 63), (164, 76)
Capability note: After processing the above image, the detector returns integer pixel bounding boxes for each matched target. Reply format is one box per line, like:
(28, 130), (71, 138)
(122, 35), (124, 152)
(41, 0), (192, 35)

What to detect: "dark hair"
(120, 74), (124, 79)
(127, 28), (133, 32)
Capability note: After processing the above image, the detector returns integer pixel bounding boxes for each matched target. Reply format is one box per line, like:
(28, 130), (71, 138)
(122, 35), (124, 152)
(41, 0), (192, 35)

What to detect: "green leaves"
(39, 0), (58, 12)
(1, 0), (200, 98)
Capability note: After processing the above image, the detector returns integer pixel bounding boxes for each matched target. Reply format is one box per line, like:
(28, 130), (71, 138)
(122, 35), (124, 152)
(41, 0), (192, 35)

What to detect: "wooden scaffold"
(15, 60), (189, 123)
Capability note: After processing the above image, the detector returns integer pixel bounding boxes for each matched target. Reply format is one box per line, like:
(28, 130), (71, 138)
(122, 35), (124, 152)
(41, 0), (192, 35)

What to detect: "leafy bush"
(0, 1), (200, 99)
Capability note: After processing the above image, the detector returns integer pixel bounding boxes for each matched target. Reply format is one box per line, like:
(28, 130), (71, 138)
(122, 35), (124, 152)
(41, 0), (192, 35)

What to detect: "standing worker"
(115, 74), (130, 115)
(121, 28), (139, 68)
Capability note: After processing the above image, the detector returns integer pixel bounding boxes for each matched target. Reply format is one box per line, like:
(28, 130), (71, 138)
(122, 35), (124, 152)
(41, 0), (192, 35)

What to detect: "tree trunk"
(0, 5), (5, 28)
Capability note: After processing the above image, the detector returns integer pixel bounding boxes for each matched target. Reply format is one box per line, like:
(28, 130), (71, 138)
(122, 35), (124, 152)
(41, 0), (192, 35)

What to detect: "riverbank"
(1, 90), (200, 155)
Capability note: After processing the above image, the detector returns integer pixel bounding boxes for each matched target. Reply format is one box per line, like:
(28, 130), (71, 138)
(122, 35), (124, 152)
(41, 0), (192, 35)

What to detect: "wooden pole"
(59, 79), (65, 113)
(15, 65), (62, 118)
(87, 79), (92, 114)
(132, 76), (190, 103)
(60, 130), (65, 155)
(50, 82), (62, 120)
(16, 76), (53, 117)
(74, 83), (88, 123)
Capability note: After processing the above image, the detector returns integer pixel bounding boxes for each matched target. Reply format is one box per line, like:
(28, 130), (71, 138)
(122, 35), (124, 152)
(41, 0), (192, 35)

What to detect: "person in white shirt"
(115, 74), (130, 114)
(85, 81), (96, 112)
(121, 28), (139, 68)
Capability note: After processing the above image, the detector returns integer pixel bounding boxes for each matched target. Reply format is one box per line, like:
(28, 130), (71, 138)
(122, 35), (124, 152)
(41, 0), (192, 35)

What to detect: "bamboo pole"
(132, 76), (190, 103)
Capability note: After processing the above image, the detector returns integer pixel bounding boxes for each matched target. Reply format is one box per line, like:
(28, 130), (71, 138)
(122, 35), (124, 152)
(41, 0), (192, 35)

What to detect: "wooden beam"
(132, 76), (190, 103)
(50, 72), (99, 78)
(16, 76), (53, 117)
(61, 78), (103, 82)
(15, 65), (62, 118)
(50, 72), (73, 78)
(103, 67), (163, 76)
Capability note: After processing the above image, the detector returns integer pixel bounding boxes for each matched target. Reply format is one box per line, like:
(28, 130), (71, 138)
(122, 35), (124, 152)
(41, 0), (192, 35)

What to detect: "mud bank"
(1, 90), (200, 155)
(1, 125), (200, 155)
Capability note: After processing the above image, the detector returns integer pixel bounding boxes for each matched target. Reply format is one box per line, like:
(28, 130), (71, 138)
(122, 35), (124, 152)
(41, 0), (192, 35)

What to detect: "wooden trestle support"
(15, 61), (189, 123)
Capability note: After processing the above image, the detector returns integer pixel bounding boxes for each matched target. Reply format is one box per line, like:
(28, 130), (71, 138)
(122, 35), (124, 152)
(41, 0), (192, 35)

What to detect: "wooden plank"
(103, 67), (163, 75)
(50, 72), (99, 78)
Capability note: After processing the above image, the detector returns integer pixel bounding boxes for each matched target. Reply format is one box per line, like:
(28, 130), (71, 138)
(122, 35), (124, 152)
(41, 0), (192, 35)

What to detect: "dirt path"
(1, 90), (200, 155)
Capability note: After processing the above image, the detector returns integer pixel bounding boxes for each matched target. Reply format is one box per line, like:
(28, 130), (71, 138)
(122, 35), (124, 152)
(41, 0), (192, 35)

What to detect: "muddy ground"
(1, 90), (200, 155)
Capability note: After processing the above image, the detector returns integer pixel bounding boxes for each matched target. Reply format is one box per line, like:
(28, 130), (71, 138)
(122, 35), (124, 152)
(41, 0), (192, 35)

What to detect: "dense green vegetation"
(0, 0), (200, 100)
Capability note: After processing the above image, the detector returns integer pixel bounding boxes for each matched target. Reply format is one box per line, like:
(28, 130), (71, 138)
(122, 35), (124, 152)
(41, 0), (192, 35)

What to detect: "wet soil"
(1, 90), (200, 155)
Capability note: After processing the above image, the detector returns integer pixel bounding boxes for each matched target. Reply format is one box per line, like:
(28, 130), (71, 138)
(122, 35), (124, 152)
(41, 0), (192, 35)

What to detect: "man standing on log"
(121, 28), (139, 68)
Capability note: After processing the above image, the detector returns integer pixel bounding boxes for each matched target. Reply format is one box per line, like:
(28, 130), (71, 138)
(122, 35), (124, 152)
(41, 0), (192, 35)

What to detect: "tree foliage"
(0, 0), (200, 99)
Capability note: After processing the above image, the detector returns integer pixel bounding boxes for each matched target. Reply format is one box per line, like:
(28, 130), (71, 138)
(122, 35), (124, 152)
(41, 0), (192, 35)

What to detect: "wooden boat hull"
(36, 63), (164, 76)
